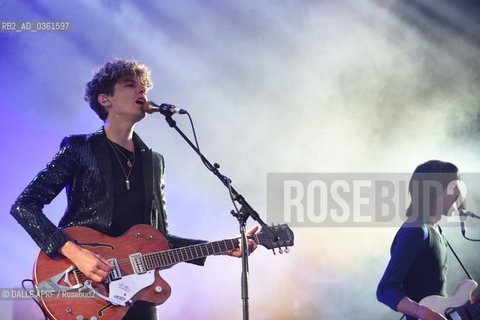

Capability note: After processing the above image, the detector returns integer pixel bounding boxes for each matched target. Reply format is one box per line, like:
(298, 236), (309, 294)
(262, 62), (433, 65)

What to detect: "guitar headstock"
(255, 224), (294, 254)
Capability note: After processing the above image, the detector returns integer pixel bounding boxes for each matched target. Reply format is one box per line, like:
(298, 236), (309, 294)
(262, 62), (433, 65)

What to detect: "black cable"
(462, 233), (480, 242)
(183, 111), (240, 214)
(21, 279), (48, 320)
(462, 222), (480, 242)
(184, 111), (201, 153)
(227, 177), (241, 215)
(170, 109), (274, 243)
(461, 212), (480, 241)
(446, 239), (474, 280)
(440, 227), (474, 281)
(183, 110), (218, 173)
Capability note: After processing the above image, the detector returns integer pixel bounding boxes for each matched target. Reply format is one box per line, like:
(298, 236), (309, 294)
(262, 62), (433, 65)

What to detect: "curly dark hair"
(84, 59), (152, 121)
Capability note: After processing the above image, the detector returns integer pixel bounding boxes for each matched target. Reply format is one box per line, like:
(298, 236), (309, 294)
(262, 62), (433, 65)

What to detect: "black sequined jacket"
(11, 128), (205, 265)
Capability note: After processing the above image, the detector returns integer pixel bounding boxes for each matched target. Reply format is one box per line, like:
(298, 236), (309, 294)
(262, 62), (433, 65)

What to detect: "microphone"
(143, 101), (185, 116)
(459, 210), (480, 220)
(458, 201), (467, 236)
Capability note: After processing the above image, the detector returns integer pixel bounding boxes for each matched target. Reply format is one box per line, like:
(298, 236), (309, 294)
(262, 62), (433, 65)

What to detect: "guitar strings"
(67, 239), (240, 282)
(62, 234), (265, 283)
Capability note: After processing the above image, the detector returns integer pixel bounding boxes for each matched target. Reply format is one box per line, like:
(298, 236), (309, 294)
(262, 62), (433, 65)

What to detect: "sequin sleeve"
(10, 139), (76, 257)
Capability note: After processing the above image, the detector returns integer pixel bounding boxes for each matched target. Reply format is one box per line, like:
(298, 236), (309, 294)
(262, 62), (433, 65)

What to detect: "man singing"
(11, 59), (257, 319)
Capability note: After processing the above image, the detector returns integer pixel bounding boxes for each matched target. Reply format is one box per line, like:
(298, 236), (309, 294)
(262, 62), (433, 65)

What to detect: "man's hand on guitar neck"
(59, 240), (114, 282)
(225, 226), (259, 258)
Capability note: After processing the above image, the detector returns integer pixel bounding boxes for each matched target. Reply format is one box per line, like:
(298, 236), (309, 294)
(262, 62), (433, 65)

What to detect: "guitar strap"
(439, 226), (474, 281)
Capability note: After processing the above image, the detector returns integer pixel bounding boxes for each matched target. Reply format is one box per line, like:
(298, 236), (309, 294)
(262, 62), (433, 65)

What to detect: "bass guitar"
(33, 223), (294, 320)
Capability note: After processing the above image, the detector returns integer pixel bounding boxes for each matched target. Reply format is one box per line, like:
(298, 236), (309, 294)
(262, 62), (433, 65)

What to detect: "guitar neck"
(143, 237), (244, 270)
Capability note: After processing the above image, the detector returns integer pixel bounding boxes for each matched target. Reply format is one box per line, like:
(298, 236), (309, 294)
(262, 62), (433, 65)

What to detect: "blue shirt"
(377, 220), (448, 319)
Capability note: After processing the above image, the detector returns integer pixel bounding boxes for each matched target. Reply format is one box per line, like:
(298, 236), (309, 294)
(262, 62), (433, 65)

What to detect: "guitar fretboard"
(143, 239), (239, 270)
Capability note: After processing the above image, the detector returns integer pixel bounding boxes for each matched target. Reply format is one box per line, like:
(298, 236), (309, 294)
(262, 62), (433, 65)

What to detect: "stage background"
(1, 1), (479, 319)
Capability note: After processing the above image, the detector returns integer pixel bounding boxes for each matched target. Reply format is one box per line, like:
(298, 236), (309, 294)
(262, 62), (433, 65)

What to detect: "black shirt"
(106, 140), (158, 320)
(106, 140), (146, 237)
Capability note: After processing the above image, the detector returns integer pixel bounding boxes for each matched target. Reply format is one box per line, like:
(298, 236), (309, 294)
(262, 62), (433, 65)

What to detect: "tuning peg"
(284, 247), (290, 253)
(272, 249), (276, 255)
(279, 247), (283, 254)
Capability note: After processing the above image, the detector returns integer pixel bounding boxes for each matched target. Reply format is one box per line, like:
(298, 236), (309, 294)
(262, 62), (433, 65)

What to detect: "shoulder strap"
(439, 226), (474, 280)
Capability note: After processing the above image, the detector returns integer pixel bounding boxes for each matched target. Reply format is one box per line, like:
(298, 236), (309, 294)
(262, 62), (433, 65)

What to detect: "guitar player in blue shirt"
(377, 160), (461, 320)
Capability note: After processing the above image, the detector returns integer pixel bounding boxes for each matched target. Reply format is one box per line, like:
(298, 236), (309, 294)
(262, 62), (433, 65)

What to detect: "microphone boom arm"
(151, 107), (280, 320)
(152, 107), (278, 239)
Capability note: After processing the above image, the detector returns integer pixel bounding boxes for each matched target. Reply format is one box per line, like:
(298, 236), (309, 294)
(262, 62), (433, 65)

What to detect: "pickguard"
(108, 270), (155, 304)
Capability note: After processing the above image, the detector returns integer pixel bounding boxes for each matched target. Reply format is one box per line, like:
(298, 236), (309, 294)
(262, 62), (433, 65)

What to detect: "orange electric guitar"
(33, 224), (294, 320)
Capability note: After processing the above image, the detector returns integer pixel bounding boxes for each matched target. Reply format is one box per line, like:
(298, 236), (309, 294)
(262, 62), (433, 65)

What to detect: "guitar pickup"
(106, 258), (122, 282)
(129, 253), (147, 274)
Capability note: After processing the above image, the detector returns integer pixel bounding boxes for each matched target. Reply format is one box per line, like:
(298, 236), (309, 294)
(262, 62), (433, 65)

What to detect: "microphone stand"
(162, 113), (278, 320)
(460, 211), (480, 242)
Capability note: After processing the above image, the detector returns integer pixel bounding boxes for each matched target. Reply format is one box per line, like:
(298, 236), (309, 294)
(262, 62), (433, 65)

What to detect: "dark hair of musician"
(406, 160), (459, 221)
(84, 59), (152, 121)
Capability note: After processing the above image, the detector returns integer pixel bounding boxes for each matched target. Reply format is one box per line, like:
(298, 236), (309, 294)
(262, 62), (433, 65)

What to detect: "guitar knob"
(155, 286), (163, 293)
(90, 317), (98, 320)
(285, 247), (290, 253)
(76, 316), (84, 320)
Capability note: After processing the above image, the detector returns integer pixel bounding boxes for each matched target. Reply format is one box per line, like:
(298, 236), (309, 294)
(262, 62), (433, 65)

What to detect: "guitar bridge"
(129, 253), (147, 274)
(35, 265), (83, 294)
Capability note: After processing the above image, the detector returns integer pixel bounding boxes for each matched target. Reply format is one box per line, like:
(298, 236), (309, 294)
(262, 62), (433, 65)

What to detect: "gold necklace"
(107, 139), (136, 190)
(109, 140), (135, 167)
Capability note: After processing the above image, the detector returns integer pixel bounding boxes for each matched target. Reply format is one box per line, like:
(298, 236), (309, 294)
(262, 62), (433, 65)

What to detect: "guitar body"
(31, 223), (294, 320)
(33, 224), (172, 320)
(419, 279), (479, 320)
